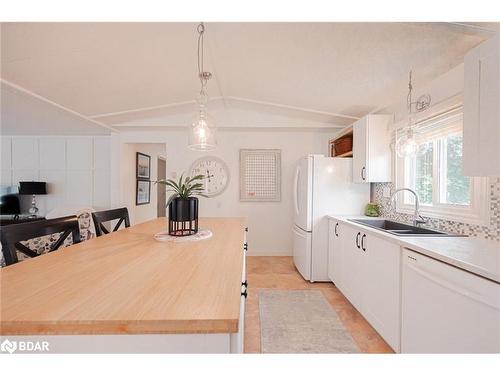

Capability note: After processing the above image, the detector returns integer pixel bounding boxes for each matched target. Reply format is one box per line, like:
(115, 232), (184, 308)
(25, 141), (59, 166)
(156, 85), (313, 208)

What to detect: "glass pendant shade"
(188, 92), (216, 151)
(396, 128), (419, 158)
(396, 71), (432, 158)
(396, 114), (418, 158)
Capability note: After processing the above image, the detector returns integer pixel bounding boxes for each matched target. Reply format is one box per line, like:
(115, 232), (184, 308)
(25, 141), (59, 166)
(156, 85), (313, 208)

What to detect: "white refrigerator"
(293, 155), (370, 281)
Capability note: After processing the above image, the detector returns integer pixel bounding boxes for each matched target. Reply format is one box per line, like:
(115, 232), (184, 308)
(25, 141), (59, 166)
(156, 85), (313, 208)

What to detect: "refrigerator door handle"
(293, 166), (300, 216)
(293, 225), (305, 238)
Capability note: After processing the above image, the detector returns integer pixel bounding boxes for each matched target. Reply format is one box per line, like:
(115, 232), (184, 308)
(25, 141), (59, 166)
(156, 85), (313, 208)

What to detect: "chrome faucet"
(390, 188), (428, 227)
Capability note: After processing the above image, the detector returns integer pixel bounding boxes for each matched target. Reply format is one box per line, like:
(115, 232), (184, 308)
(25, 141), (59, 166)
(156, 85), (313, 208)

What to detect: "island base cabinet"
(231, 248), (247, 353)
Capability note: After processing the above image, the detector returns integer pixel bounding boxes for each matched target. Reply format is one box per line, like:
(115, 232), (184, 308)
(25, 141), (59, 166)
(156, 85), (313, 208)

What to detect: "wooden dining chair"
(0, 215), (81, 266)
(92, 207), (130, 237)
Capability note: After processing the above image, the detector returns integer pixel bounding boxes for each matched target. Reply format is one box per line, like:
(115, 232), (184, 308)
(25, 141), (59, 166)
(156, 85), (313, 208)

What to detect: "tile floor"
(244, 256), (393, 353)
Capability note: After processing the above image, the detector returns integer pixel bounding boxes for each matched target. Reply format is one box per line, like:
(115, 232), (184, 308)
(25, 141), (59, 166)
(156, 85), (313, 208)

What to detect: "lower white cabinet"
(327, 220), (343, 288)
(340, 224), (365, 312)
(362, 234), (401, 351)
(328, 219), (401, 352)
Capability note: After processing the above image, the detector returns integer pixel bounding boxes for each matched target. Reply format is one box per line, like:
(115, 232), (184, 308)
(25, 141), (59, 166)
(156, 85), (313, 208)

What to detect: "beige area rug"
(259, 290), (360, 353)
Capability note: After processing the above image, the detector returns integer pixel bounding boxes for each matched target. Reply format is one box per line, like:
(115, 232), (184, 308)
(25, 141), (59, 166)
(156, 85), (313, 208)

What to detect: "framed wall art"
(136, 152), (151, 179)
(136, 180), (151, 205)
(239, 149), (281, 202)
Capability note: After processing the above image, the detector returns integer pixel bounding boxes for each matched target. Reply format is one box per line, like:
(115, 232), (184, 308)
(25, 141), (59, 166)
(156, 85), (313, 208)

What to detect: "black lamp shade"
(19, 181), (47, 195)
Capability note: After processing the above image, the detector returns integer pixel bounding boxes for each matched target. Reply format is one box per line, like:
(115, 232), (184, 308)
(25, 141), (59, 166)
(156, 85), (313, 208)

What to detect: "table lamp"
(19, 181), (47, 218)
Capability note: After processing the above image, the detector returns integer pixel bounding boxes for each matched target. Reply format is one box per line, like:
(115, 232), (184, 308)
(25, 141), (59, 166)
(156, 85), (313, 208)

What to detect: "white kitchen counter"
(328, 215), (500, 284)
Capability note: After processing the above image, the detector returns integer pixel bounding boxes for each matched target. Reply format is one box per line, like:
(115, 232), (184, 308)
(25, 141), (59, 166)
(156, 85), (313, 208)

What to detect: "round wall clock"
(189, 156), (230, 197)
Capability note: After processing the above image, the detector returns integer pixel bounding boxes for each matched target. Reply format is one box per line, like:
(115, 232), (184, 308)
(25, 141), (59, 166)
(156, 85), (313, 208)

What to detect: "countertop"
(0, 217), (247, 335)
(328, 215), (500, 284)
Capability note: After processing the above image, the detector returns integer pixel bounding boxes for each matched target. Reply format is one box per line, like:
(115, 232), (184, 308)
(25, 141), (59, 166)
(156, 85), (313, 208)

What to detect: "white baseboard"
(246, 250), (292, 256)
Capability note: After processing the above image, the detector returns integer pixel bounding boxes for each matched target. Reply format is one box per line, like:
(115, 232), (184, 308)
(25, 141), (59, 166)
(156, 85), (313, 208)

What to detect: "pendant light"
(188, 23), (216, 151)
(396, 71), (431, 158)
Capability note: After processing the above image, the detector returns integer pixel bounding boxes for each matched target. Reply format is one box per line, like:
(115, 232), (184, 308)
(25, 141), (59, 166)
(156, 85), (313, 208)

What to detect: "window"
(396, 109), (489, 224)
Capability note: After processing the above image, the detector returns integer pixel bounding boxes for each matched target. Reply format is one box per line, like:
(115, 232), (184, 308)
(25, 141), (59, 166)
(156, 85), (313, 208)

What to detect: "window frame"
(394, 110), (490, 225)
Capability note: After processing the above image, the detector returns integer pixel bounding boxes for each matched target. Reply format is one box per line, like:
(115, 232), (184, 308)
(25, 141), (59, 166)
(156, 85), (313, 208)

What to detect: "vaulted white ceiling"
(1, 22), (497, 131)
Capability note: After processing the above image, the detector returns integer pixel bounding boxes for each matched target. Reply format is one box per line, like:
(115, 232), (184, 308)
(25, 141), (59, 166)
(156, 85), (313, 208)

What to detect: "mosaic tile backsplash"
(372, 178), (500, 241)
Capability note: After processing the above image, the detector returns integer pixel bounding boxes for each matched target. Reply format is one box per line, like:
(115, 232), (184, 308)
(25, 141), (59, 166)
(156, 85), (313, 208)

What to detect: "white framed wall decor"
(239, 149), (281, 202)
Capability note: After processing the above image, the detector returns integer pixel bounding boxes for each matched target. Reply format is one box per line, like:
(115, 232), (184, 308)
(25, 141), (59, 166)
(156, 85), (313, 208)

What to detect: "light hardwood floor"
(244, 256), (393, 353)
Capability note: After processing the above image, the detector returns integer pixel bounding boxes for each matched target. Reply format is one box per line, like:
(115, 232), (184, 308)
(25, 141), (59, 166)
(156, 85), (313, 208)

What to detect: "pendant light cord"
(407, 70), (413, 113)
(407, 70), (413, 130)
(197, 22), (208, 93)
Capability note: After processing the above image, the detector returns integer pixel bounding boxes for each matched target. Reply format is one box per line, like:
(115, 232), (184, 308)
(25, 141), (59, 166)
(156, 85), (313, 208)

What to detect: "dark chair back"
(0, 215), (81, 266)
(92, 208), (130, 237)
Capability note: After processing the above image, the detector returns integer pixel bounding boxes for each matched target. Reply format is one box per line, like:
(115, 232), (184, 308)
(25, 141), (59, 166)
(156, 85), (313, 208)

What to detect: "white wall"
(119, 142), (166, 225)
(379, 63), (464, 128)
(118, 129), (336, 255)
(0, 136), (111, 216)
(0, 82), (112, 136)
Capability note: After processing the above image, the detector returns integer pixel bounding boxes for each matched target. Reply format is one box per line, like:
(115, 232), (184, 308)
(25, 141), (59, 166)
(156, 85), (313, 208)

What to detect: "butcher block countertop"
(0, 217), (247, 335)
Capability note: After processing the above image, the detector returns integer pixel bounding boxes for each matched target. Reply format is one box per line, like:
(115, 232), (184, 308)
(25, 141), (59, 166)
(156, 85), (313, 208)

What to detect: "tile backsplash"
(372, 178), (500, 241)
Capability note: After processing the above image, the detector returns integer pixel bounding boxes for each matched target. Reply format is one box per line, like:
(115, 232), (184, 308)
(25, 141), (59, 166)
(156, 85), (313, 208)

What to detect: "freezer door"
(293, 156), (313, 231)
(293, 225), (312, 281)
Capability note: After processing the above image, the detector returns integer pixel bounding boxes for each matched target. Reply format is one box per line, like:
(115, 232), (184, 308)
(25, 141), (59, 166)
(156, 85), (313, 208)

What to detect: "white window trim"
(393, 111), (490, 226)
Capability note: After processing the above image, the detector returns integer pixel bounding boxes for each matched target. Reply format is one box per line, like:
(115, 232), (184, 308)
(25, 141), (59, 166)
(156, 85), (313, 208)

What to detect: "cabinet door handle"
(355, 232), (360, 248)
(334, 223), (339, 237)
(361, 166), (366, 181)
(361, 234), (366, 251)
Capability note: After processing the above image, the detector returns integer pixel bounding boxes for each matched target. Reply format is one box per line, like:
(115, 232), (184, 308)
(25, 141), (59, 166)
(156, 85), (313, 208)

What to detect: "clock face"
(189, 157), (230, 197)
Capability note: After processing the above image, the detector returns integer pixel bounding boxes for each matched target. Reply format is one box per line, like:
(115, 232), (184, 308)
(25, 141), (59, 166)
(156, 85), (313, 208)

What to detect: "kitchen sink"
(348, 219), (465, 237)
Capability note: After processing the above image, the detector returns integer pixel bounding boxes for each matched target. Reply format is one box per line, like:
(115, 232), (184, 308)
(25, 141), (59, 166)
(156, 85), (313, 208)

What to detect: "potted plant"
(156, 174), (207, 236)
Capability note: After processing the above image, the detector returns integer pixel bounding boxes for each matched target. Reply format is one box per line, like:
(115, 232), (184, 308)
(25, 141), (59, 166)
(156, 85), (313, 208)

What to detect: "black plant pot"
(168, 197), (199, 236)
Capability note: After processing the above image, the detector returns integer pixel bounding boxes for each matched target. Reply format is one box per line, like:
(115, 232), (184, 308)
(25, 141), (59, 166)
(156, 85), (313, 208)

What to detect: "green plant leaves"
(156, 173), (207, 205)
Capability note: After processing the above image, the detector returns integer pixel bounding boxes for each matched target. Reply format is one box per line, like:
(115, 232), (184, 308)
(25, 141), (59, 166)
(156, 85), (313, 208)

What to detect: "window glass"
(443, 133), (470, 205)
(413, 142), (433, 205)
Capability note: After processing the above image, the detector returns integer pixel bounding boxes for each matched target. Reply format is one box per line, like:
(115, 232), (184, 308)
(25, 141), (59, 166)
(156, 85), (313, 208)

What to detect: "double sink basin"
(349, 219), (465, 237)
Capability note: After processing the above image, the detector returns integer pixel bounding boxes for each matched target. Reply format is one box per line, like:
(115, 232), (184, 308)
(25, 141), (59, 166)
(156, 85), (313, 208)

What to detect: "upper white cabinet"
(463, 34), (500, 176)
(352, 114), (392, 183)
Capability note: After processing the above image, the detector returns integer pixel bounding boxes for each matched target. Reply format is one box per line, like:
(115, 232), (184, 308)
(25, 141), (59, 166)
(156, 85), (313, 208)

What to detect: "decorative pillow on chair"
(61, 209), (97, 246)
(18, 233), (65, 261)
(77, 209), (96, 241)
